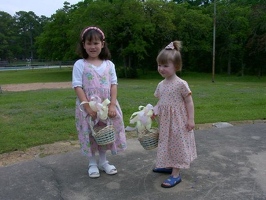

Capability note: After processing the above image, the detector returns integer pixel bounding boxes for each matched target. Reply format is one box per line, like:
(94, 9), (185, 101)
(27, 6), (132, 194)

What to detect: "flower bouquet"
(125, 104), (159, 150)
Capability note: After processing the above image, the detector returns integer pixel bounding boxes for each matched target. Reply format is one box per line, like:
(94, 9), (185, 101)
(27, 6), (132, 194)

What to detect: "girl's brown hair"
(156, 41), (182, 71)
(77, 26), (111, 60)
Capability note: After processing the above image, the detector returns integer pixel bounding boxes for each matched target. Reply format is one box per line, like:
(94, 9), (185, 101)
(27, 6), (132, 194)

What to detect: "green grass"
(0, 67), (72, 84)
(0, 69), (266, 153)
(118, 78), (266, 124)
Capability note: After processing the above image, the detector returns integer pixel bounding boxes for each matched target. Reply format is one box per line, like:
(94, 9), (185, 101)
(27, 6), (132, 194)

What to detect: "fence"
(0, 61), (9, 67)
(0, 60), (75, 68)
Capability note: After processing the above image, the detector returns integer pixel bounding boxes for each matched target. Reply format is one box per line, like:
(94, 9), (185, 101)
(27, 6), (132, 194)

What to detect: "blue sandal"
(152, 168), (172, 174)
(161, 175), (182, 188)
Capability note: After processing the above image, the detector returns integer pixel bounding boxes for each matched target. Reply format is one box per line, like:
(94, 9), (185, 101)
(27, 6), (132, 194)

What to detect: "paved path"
(0, 123), (266, 200)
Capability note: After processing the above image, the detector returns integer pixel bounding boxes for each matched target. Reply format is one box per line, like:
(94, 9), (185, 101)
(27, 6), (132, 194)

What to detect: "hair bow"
(165, 42), (174, 50)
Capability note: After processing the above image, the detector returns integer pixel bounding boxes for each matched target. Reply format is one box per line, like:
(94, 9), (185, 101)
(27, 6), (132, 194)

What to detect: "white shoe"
(88, 165), (100, 178)
(98, 162), (117, 175)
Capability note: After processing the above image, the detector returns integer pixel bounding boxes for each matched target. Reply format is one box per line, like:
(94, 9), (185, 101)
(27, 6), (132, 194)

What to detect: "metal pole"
(212, 0), (216, 83)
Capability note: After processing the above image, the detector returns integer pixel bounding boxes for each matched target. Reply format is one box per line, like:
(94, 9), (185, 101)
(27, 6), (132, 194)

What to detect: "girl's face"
(83, 38), (104, 59)
(157, 62), (176, 79)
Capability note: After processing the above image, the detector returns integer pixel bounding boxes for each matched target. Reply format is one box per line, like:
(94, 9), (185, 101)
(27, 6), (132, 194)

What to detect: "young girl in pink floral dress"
(72, 26), (126, 178)
(153, 41), (197, 188)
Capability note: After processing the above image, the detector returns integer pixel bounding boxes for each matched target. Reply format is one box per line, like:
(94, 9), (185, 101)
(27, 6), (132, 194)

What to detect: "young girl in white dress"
(72, 26), (126, 178)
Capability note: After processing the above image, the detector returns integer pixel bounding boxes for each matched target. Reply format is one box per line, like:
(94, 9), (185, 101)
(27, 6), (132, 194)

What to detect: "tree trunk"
(227, 53), (231, 75)
(128, 55), (131, 69)
(123, 56), (127, 78)
(241, 62), (245, 77)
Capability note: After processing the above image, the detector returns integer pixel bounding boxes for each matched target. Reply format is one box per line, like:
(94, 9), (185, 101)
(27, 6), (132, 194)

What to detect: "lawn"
(0, 68), (265, 153)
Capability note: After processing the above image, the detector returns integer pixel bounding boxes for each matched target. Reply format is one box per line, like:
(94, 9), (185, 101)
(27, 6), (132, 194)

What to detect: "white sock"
(99, 150), (107, 166)
(88, 153), (97, 166)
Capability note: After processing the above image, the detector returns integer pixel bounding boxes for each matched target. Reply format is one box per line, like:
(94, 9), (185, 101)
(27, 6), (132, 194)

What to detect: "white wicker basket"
(89, 118), (115, 145)
(137, 128), (159, 150)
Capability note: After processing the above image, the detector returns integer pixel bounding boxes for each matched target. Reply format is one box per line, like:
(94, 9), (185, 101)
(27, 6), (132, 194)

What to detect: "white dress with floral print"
(72, 59), (127, 157)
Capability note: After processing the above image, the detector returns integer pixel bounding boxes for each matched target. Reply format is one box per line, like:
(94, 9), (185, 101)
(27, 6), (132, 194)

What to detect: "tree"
(13, 11), (44, 60)
(172, 0), (213, 6)
(215, 2), (250, 75)
(36, 2), (73, 60)
(141, 0), (177, 71)
(246, 3), (266, 76)
(109, 0), (156, 77)
(1, 0), (260, 76)
(0, 12), (16, 61)
(177, 4), (213, 71)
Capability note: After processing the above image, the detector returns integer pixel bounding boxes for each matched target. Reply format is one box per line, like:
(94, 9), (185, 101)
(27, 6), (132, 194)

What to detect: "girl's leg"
(89, 152), (97, 166)
(98, 150), (107, 165)
(88, 152), (100, 178)
(98, 150), (117, 175)
(171, 168), (180, 178)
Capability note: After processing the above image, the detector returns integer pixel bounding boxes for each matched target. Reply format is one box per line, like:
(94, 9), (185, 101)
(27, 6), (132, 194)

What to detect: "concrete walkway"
(0, 123), (266, 200)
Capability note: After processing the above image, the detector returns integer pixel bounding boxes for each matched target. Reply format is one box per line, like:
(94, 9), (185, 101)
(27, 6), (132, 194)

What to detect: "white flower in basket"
(125, 104), (159, 150)
(79, 95), (115, 145)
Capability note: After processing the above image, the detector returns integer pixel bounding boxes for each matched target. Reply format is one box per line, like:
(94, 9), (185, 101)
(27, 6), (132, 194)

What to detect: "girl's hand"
(151, 114), (157, 120)
(85, 106), (97, 119)
(187, 118), (195, 131)
(108, 104), (117, 118)
(74, 87), (97, 119)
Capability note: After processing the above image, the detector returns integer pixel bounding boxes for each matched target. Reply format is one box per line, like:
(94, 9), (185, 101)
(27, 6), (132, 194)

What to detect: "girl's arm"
(74, 87), (97, 119)
(184, 94), (195, 131)
(108, 84), (117, 118)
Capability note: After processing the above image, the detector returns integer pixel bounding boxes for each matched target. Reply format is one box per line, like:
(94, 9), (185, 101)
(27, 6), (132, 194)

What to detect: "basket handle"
(89, 117), (97, 137)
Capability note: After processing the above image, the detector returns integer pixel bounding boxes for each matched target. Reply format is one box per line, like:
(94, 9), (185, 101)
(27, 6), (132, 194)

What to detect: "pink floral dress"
(154, 76), (197, 169)
(74, 60), (126, 157)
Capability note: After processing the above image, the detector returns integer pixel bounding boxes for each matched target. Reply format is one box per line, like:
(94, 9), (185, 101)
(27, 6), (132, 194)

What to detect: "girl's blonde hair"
(156, 41), (182, 71)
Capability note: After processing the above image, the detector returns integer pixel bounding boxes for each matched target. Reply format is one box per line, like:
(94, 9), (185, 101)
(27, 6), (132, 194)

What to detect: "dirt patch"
(1, 82), (71, 92)
(0, 141), (80, 167)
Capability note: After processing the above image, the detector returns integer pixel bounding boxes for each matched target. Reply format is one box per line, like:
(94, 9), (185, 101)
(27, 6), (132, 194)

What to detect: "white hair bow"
(165, 42), (174, 50)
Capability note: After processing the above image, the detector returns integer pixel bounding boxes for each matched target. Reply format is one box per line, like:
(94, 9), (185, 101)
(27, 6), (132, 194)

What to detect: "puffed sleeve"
(72, 59), (84, 88)
(181, 80), (192, 98)
(154, 81), (162, 98)
(108, 61), (118, 85)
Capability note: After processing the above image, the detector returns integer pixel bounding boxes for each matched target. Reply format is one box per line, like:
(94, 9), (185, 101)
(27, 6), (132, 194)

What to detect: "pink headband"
(81, 26), (105, 40)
